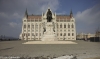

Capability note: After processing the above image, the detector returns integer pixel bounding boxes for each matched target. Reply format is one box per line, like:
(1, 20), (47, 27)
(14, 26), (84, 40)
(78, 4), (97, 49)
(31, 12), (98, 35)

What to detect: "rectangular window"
(72, 33), (74, 36)
(32, 25), (34, 28)
(68, 33), (70, 36)
(60, 24), (62, 28)
(60, 33), (62, 36)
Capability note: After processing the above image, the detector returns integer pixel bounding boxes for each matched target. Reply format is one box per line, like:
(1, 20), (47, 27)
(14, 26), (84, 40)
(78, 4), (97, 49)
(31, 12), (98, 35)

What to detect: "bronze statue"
(47, 9), (52, 22)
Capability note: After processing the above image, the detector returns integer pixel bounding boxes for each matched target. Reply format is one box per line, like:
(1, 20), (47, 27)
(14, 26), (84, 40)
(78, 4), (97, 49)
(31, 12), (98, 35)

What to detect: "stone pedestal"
(41, 22), (56, 41)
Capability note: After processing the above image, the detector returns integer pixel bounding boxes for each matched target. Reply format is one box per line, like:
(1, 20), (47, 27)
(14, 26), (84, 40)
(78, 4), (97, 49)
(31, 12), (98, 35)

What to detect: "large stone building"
(19, 8), (76, 41)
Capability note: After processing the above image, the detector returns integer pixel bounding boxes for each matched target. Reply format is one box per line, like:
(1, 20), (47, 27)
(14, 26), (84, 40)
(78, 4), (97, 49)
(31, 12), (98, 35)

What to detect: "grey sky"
(0, 0), (100, 38)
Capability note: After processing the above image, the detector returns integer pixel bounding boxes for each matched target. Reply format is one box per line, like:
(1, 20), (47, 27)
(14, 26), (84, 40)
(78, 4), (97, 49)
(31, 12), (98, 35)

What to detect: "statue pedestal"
(41, 22), (56, 41)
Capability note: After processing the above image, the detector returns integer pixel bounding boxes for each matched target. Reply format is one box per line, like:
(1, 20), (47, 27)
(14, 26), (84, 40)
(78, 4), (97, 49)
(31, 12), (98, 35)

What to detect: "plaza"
(0, 40), (100, 59)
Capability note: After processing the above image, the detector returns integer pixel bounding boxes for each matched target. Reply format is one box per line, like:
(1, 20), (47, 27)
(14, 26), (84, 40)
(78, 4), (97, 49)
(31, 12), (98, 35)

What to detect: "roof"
(28, 15), (41, 20)
(56, 15), (71, 20)
(27, 15), (71, 20)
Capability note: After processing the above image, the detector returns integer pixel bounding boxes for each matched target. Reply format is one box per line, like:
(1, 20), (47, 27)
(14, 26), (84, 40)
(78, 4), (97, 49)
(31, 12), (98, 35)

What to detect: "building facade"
(76, 33), (95, 40)
(19, 8), (76, 40)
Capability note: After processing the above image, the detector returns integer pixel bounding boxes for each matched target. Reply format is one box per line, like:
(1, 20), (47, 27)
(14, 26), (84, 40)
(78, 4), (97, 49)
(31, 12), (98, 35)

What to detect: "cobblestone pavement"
(0, 40), (100, 59)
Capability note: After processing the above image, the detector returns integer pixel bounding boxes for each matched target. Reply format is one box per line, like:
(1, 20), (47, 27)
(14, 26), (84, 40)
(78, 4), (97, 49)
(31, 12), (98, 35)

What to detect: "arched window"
(72, 24), (74, 28)
(36, 23), (38, 29)
(64, 24), (66, 28)
(24, 24), (26, 28)
(68, 24), (70, 28)
(28, 24), (30, 28)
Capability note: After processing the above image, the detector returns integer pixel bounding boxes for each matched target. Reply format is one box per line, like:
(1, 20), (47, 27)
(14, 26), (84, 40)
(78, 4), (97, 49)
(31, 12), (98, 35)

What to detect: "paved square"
(0, 40), (100, 59)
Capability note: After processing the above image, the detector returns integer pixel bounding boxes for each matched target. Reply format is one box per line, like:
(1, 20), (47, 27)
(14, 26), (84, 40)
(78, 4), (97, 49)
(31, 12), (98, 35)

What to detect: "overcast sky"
(0, 0), (100, 38)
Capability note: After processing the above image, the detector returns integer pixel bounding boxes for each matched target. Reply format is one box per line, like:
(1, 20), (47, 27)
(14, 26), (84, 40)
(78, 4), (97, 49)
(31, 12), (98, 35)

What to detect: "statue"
(52, 22), (55, 32)
(42, 22), (46, 33)
(47, 9), (52, 22)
